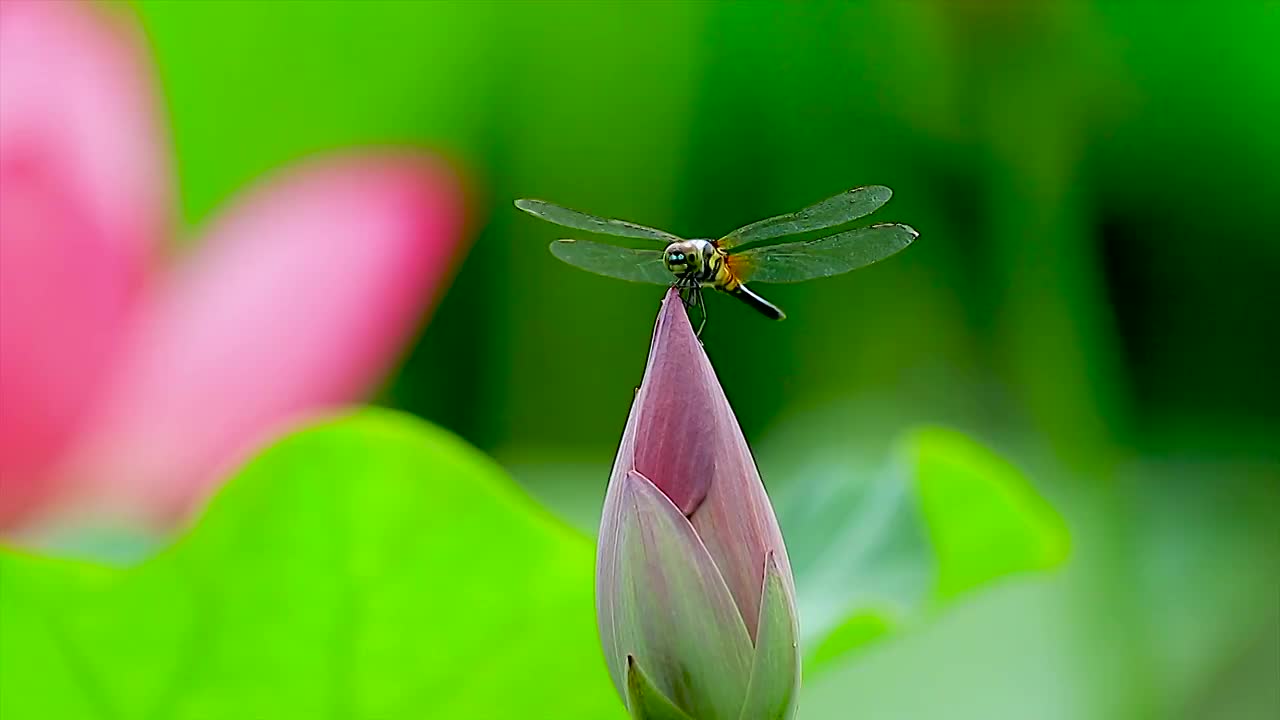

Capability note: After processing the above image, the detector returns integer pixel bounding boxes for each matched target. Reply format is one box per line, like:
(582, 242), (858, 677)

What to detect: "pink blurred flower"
(0, 0), (467, 533)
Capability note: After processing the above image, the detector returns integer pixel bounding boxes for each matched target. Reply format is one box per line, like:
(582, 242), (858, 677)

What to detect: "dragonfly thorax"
(663, 239), (721, 283)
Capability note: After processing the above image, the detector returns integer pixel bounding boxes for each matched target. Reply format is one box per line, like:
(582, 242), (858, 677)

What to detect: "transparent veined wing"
(516, 199), (682, 244)
(549, 239), (672, 284)
(727, 223), (919, 283)
(719, 185), (894, 250)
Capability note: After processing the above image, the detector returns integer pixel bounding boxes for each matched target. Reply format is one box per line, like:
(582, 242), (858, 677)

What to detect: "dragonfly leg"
(695, 287), (708, 337)
(675, 280), (695, 310)
(683, 284), (706, 337)
(673, 279), (707, 336)
(677, 280), (690, 302)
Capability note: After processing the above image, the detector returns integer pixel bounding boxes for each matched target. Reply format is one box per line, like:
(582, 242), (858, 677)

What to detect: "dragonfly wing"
(720, 185), (894, 249)
(549, 239), (672, 284)
(728, 223), (918, 283)
(516, 199), (682, 244)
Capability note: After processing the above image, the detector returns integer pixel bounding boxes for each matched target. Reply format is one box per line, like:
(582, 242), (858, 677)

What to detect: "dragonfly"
(515, 185), (918, 330)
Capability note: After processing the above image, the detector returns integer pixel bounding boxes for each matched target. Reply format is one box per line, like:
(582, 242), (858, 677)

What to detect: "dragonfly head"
(664, 239), (716, 280)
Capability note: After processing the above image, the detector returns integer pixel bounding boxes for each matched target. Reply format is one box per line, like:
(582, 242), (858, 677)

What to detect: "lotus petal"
(58, 154), (465, 525)
(739, 552), (801, 720)
(597, 470), (753, 720)
(626, 655), (696, 720)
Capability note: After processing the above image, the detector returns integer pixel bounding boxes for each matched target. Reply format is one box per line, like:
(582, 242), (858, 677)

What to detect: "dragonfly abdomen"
(724, 283), (786, 321)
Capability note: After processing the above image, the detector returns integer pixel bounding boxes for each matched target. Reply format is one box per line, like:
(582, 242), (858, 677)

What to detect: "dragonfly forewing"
(720, 185), (894, 249)
(515, 199), (682, 244)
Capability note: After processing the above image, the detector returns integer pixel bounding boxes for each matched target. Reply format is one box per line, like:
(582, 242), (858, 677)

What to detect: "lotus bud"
(596, 289), (800, 720)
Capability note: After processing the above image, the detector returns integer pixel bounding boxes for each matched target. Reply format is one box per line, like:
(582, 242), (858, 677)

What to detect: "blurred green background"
(130, 0), (1277, 718)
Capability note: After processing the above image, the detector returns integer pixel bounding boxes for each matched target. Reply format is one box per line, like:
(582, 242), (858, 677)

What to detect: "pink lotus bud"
(596, 289), (800, 719)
